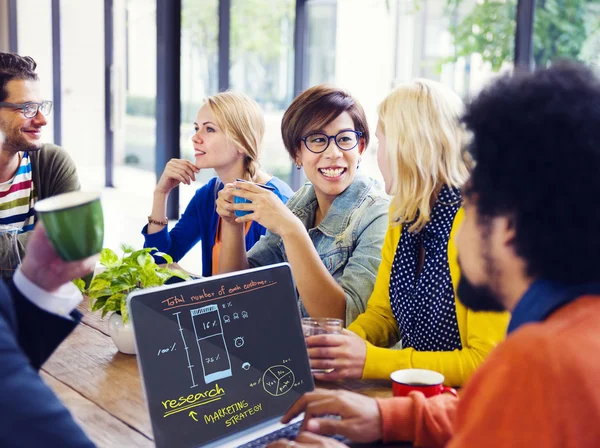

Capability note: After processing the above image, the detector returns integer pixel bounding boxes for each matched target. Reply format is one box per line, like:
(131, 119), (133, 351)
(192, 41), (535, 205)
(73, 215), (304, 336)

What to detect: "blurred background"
(1, 0), (598, 272)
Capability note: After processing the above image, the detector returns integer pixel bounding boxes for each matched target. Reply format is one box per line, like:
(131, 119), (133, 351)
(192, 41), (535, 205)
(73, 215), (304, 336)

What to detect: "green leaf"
(110, 265), (136, 279)
(170, 270), (190, 281)
(100, 248), (120, 268)
(91, 296), (109, 312)
(121, 299), (130, 323)
(72, 278), (86, 293)
(89, 289), (112, 300)
(109, 277), (136, 294)
(105, 293), (126, 313)
(140, 268), (162, 288)
(120, 243), (135, 254)
(157, 267), (189, 282)
(88, 278), (112, 298)
(92, 271), (113, 282)
(89, 276), (111, 289)
(128, 248), (154, 262)
(137, 253), (154, 267)
(154, 252), (173, 265)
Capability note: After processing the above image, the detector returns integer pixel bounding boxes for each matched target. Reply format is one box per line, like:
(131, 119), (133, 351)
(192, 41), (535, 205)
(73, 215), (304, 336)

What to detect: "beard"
(457, 273), (506, 312)
(3, 133), (42, 152)
(0, 121), (42, 153)
(457, 216), (507, 313)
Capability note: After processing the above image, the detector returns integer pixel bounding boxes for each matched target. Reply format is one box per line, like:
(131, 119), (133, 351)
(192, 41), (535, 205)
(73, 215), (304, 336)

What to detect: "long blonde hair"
(205, 91), (265, 181)
(378, 79), (469, 232)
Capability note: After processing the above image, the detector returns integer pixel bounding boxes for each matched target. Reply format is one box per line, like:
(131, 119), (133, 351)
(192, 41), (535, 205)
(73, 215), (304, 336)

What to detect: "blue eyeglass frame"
(300, 130), (363, 154)
(0, 100), (53, 118)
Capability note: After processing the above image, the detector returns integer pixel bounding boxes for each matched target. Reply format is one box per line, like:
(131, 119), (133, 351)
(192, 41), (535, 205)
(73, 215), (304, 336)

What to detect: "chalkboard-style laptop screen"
(129, 263), (314, 448)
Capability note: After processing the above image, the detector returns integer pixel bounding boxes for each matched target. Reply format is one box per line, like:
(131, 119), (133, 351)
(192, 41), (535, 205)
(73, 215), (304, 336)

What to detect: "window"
(60, 0), (105, 188)
(230, 0), (296, 184)
(303, 0), (516, 184)
(180, 0), (220, 194)
(307, 0), (337, 86)
(532, 0), (600, 67)
(15, 0), (54, 143)
(119, 0), (157, 189)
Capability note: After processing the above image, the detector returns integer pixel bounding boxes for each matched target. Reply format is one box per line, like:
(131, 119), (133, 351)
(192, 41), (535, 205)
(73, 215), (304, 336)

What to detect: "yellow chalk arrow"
(189, 411), (198, 421)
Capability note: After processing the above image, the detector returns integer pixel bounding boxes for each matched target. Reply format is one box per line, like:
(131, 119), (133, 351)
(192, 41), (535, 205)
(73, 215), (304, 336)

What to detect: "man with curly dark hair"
(267, 62), (600, 448)
(0, 52), (80, 277)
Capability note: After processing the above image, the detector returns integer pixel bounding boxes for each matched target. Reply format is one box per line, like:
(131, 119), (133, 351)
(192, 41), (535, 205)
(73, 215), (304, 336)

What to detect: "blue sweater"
(142, 176), (293, 277)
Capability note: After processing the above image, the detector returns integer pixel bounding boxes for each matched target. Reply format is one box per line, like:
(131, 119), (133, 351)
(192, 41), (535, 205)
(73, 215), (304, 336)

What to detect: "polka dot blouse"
(390, 185), (462, 352)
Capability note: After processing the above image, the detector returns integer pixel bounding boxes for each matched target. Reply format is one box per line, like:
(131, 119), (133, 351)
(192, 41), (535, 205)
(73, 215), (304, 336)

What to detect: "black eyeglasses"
(0, 100), (53, 118)
(300, 130), (363, 154)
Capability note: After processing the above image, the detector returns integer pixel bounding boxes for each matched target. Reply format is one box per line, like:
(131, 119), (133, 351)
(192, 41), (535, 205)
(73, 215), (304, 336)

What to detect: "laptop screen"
(129, 263), (314, 448)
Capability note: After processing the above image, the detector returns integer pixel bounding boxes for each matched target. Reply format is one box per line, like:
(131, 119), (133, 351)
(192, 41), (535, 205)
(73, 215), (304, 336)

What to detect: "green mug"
(35, 191), (104, 261)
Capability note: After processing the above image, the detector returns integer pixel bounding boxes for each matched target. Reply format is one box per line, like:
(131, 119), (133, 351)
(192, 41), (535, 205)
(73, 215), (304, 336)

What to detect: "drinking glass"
(302, 317), (343, 374)
(0, 224), (21, 278)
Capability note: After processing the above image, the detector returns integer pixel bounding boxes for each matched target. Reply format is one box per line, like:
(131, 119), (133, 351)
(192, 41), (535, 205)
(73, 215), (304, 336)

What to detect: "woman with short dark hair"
(216, 85), (389, 325)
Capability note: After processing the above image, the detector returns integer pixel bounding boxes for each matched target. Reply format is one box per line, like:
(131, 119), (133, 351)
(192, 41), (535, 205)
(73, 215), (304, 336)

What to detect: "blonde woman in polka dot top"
(306, 80), (510, 387)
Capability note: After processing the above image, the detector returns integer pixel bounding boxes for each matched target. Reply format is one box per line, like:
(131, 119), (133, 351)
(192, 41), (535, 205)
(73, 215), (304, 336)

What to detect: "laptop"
(129, 263), (321, 448)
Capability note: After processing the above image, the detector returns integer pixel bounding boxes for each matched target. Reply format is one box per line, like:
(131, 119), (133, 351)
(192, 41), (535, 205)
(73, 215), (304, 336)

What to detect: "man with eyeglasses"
(0, 52), (79, 277)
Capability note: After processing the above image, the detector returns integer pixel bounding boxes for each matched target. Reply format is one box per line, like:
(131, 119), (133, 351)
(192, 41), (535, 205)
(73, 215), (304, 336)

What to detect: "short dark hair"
(0, 52), (39, 102)
(463, 61), (600, 284)
(281, 84), (369, 161)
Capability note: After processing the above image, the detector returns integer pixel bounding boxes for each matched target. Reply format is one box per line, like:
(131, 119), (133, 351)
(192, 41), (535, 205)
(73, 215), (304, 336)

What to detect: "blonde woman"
(143, 91), (293, 277)
(306, 80), (510, 386)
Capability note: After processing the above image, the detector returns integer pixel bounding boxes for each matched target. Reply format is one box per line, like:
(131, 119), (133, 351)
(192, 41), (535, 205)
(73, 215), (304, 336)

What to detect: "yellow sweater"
(348, 208), (510, 386)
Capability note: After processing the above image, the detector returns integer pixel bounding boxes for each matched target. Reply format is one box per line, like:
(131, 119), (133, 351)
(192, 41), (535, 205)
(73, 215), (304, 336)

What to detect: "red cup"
(390, 369), (457, 398)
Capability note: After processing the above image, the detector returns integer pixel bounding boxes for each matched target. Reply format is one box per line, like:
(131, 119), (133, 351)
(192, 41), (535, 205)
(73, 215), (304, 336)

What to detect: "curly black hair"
(463, 61), (600, 284)
(0, 52), (38, 102)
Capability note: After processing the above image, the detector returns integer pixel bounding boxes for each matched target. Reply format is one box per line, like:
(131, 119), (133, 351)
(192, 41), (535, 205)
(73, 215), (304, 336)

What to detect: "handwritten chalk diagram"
(222, 309), (249, 325)
(173, 302), (255, 387)
(191, 305), (233, 384)
(174, 312), (198, 388)
(262, 365), (295, 397)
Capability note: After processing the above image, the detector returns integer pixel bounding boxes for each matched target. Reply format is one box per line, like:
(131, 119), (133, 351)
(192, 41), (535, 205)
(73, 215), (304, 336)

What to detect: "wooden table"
(41, 301), (398, 447)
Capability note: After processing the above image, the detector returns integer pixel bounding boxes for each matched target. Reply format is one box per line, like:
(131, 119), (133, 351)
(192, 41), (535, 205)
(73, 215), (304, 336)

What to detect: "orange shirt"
(377, 295), (600, 447)
(212, 217), (252, 275)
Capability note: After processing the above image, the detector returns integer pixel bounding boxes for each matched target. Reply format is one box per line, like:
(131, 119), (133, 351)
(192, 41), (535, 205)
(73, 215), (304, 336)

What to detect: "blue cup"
(233, 179), (276, 217)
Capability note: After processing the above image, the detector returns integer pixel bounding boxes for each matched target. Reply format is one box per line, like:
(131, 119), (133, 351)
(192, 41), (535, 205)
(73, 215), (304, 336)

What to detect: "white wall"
(334, 0), (393, 184)
(16, 0), (54, 143)
(60, 0), (105, 188)
(125, 0), (156, 97)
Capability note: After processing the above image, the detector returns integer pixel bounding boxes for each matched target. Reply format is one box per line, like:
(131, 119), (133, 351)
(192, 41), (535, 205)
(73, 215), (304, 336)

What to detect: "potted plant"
(74, 245), (189, 354)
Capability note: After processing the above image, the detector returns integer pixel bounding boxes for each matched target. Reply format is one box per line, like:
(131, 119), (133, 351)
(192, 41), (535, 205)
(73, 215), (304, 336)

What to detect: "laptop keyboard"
(237, 420), (347, 447)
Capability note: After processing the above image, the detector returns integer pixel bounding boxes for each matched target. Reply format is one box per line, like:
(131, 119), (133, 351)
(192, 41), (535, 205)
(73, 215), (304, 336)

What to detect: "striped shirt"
(0, 152), (36, 233)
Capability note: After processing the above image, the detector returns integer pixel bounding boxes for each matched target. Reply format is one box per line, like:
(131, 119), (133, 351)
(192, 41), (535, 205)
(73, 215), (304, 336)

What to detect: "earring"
(295, 163), (302, 170)
(357, 157), (362, 169)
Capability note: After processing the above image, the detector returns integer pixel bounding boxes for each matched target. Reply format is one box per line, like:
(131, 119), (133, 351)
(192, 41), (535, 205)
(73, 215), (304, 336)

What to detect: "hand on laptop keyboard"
(238, 418), (349, 448)
(266, 429), (348, 447)
(278, 389), (382, 444)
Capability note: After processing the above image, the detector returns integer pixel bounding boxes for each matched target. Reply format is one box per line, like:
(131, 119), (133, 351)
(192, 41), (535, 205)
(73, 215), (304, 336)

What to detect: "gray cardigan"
(1, 144), (80, 275)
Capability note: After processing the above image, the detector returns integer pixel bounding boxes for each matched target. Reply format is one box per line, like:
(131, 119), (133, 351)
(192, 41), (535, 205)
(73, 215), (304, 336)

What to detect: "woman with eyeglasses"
(143, 91), (293, 277)
(216, 85), (389, 325)
(305, 80), (510, 387)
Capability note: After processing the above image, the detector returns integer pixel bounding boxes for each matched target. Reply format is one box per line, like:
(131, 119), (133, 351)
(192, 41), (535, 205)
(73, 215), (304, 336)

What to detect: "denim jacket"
(247, 175), (389, 325)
